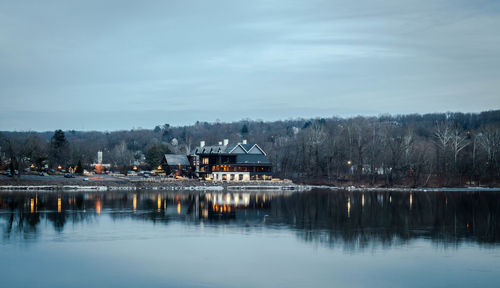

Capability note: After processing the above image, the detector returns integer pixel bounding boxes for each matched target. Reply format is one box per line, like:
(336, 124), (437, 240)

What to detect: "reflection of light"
(389, 195), (392, 203)
(409, 193), (413, 210)
(133, 194), (137, 212)
(157, 195), (161, 212)
(242, 194), (250, 206)
(202, 209), (208, 218)
(226, 194), (231, 204)
(57, 196), (61, 213)
(347, 196), (351, 218)
(362, 194), (365, 207)
(96, 198), (101, 214)
(177, 202), (181, 214)
(30, 198), (34, 213)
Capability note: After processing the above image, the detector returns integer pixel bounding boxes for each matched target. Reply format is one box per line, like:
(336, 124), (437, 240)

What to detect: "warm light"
(177, 202), (181, 215)
(30, 198), (34, 213)
(157, 165), (162, 170)
(133, 165), (138, 171)
(57, 165), (62, 170)
(30, 164), (35, 169)
(389, 195), (392, 203)
(95, 163), (103, 174)
(96, 198), (101, 215)
(57, 196), (61, 213)
(362, 194), (365, 207)
(157, 195), (161, 212)
(133, 194), (137, 212)
(409, 193), (413, 209)
(347, 196), (351, 218)
(347, 160), (352, 165)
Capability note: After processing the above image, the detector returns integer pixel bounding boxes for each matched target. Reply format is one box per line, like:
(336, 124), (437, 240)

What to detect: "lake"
(0, 189), (499, 287)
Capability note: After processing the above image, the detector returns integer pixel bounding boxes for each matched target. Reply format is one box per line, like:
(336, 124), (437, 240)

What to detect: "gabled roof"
(228, 143), (248, 154)
(163, 154), (190, 166)
(191, 142), (267, 156)
(247, 144), (266, 155)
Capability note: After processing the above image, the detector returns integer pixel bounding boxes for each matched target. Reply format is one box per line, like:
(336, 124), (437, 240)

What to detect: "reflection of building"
(190, 139), (272, 181)
(199, 192), (272, 220)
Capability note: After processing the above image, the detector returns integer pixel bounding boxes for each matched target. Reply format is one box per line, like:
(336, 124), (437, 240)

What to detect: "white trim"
(228, 143), (248, 154)
(248, 144), (266, 156)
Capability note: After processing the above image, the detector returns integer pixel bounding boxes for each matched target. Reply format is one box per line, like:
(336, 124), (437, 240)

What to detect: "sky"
(1, 0), (499, 131)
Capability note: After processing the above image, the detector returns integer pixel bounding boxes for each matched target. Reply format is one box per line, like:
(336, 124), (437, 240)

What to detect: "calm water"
(0, 189), (499, 287)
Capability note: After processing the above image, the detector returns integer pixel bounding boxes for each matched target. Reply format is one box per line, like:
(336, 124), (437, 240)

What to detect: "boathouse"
(191, 139), (272, 181)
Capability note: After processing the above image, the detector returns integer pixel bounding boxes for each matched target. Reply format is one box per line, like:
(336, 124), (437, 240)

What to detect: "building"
(161, 154), (192, 176)
(191, 139), (272, 181)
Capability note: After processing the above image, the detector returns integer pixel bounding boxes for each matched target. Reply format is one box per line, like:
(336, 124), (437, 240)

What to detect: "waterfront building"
(190, 139), (272, 181)
(161, 154), (192, 176)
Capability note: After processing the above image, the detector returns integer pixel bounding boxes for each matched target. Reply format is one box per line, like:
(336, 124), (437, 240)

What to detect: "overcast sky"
(1, 0), (499, 131)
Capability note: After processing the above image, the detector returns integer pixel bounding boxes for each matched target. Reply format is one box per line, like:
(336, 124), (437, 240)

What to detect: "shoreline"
(1, 181), (499, 192)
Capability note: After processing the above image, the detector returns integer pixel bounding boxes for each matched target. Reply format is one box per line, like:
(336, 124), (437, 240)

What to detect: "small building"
(191, 139), (272, 181)
(161, 154), (192, 176)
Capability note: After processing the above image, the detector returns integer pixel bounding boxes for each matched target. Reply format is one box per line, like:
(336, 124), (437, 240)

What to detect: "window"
(230, 174), (234, 181)
(238, 174), (243, 181)
(202, 158), (209, 164)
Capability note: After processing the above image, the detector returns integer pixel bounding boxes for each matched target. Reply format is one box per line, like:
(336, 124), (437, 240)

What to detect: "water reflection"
(0, 189), (498, 249)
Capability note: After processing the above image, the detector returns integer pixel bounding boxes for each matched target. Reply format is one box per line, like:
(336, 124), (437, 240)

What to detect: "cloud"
(0, 0), (499, 130)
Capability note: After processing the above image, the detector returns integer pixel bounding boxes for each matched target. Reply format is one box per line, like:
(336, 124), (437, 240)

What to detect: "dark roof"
(236, 154), (271, 164)
(163, 154), (190, 166)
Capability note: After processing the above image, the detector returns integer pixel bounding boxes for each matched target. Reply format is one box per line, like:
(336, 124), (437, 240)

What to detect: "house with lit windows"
(190, 139), (272, 181)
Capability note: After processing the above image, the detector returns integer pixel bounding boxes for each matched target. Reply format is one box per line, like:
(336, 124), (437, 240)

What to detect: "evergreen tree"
(75, 160), (83, 174)
(50, 129), (68, 167)
(241, 124), (249, 135)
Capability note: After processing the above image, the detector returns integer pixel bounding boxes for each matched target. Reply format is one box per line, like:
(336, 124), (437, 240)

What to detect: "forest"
(1, 110), (499, 187)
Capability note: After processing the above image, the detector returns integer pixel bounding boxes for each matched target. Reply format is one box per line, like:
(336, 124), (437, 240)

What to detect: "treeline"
(0, 110), (499, 186)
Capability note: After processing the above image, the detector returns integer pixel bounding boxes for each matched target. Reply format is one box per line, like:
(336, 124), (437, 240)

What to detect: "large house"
(190, 139), (272, 181)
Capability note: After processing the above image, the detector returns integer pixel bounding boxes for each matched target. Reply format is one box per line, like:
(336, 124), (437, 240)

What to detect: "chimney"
(223, 139), (229, 146)
(242, 139), (247, 144)
(200, 140), (205, 148)
(218, 141), (223, 145)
